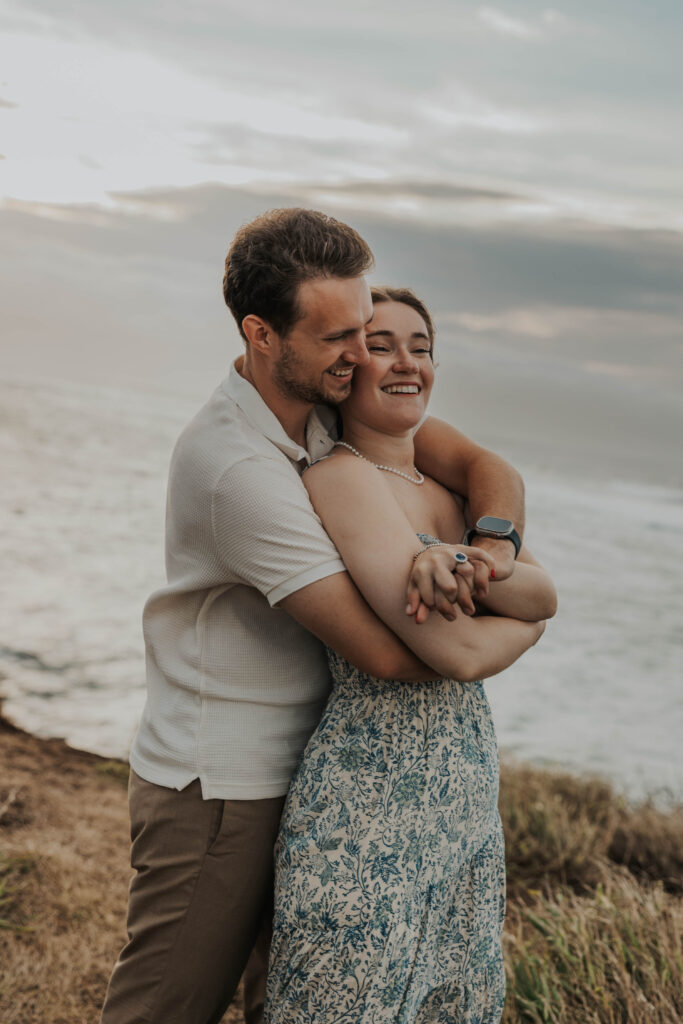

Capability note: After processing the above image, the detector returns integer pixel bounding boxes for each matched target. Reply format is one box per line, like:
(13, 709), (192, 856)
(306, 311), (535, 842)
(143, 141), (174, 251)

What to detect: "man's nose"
(343, 333), (370, 366)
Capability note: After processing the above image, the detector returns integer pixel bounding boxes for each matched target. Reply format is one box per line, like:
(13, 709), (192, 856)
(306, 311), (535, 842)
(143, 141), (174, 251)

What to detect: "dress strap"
(301, 453), (336, 475)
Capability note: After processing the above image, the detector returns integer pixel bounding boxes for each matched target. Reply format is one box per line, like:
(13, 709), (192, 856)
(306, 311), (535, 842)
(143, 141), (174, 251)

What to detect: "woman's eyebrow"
(366, 329), (430, 341)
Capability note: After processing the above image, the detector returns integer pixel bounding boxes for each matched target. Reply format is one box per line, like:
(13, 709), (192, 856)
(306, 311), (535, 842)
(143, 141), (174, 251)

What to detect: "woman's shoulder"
(303, 447), (396, 501)
(305, 448), (380, 482)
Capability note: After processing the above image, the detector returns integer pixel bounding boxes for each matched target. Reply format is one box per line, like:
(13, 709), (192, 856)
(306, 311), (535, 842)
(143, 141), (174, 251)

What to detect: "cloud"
(446, 305), (682, 344)
(4, 181), (683, 352)
(541, 9), (571, 29)
(2, 182), (681, 484)
(478, 7), (540, 39)
(1, 3), (681, 236)
(581, 360), (666, 381)
(477, 6), (571, 40)
(199, 100), (406, 148)
(416, 82), (547, 138)
(304, 181), (526, 203)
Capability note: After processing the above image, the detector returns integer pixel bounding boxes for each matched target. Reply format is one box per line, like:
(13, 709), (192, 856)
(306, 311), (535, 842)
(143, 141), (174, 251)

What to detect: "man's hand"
(406, 545), (496, 624)
(467, 535), (517, 581)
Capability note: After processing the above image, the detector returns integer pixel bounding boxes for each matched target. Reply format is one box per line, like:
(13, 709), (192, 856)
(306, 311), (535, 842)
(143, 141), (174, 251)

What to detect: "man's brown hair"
(370, 286), (436, 353)
(223, 208), (374, 341)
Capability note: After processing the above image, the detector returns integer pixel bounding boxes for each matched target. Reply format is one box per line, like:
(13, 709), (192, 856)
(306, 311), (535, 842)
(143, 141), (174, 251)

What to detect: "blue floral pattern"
(265, 536), (506, 1023)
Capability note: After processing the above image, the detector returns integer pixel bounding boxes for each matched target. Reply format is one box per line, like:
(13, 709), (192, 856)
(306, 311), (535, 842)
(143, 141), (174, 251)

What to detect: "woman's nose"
(393, 350), (419, 372)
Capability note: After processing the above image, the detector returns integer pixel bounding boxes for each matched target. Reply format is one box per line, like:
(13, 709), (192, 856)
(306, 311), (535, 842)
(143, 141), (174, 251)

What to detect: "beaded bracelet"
(412, 543), (469, 567)
(412, 541), (448, 564)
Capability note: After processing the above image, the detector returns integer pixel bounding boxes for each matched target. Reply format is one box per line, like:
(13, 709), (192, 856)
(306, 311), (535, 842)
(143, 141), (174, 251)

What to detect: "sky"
(1, 0), (682, 483)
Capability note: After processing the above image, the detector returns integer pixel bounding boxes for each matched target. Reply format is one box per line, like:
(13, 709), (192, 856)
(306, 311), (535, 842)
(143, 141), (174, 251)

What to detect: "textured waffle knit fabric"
(130, 361), (346, 799)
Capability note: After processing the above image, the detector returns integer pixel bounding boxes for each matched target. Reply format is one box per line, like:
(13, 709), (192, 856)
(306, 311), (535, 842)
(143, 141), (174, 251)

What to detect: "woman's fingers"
(405, 578), (420, 616)
(411, 573), (436, 613)
(406, 544), (495, 620)
(433, 574), (477, 620)
(405, 548), (485, 618)
(415, 600), (431, 625)
(411, 552), (481, 622)
(452, 545), (494, 601)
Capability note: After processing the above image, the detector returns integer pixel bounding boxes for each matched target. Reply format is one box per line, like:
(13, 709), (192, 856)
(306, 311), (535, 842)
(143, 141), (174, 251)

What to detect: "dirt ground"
(0, 713), (243, 1024)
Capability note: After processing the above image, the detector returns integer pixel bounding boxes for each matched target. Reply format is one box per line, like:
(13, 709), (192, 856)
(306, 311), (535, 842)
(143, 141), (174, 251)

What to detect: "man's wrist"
(475, 534), (517, 555)
(473, 534), (516, 555)
(464, 517), (521, 558)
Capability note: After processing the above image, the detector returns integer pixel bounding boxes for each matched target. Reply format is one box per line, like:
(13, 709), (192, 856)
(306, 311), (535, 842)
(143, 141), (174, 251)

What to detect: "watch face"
(477, 515), (513, 535)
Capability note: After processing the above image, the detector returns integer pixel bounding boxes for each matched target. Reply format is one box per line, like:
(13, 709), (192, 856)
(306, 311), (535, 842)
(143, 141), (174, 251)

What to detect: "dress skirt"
(265, 644), (506, 1024)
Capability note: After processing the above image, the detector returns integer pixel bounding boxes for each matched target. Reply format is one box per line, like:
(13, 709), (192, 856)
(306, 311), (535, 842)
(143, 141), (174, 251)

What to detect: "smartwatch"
(464, 516), (521, 558)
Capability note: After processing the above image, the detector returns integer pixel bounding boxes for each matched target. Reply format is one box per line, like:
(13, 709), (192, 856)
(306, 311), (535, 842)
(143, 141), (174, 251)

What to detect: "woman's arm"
(303, 455), (545, 682)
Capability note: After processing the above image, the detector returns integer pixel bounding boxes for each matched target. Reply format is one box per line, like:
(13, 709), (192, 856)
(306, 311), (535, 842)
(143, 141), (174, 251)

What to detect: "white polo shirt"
(129, 362), (346, 799)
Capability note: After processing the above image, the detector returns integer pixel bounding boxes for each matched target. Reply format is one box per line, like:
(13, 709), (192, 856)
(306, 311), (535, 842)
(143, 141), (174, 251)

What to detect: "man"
(100, 208), (525, 1024)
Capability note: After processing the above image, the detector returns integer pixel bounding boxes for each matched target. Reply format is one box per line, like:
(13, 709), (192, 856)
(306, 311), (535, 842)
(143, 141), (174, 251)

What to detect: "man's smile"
(327, 367), (354, 378)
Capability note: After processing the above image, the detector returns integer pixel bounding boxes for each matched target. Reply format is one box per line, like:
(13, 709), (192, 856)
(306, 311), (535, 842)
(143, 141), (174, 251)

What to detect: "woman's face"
(342, 300), (435, 433)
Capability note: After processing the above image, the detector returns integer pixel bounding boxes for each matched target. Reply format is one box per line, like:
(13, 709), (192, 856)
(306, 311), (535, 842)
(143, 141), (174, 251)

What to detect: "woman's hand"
(406, 545), (496, 624)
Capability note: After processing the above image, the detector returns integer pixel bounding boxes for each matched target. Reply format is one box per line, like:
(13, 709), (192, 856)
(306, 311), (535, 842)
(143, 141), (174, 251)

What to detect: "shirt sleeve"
(211, 455), (347, 606)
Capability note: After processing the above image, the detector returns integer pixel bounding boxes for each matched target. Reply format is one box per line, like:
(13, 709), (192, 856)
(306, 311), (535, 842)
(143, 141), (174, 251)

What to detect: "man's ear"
(242, 315), (276, 355)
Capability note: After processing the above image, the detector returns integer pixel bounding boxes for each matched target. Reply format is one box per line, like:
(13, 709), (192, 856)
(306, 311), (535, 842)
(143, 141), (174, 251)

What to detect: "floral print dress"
(265, 537), (506, 1024)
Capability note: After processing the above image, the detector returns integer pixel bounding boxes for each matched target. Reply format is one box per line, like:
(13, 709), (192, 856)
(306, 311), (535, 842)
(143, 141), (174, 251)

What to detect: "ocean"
(1, 375), (682, 802)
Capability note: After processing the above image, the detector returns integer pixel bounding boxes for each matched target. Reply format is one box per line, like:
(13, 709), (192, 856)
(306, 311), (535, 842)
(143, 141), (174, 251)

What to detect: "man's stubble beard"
(272, 339), (348, 407)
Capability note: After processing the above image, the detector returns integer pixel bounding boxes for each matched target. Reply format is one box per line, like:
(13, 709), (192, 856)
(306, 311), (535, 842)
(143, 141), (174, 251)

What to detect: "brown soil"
(0, 713), (242, 1024)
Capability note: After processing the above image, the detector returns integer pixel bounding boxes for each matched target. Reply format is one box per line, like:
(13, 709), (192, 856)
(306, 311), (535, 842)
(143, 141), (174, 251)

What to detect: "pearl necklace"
(334, 440), (424, 485)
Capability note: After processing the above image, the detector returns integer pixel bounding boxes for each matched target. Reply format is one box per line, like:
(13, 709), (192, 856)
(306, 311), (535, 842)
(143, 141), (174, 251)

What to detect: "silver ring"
(453, 551), (468, 565)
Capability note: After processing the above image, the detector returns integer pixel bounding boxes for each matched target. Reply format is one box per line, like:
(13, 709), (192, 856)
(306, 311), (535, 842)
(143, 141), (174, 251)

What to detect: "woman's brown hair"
(370, 286), (436, 353)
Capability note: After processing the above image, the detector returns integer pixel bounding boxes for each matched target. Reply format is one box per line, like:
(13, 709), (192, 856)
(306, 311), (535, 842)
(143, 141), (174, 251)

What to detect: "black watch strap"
(464, 526), (521, 558)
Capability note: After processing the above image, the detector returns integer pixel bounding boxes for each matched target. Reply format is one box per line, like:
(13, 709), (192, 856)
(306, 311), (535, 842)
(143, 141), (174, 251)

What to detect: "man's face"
(272, 276), (373, 406)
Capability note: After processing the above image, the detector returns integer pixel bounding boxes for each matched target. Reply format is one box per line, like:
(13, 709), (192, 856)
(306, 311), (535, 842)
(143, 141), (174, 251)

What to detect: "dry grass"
(1, 715), (681, 1023)
(499, 763), (683, 899)
(503, 875), (682, 1023)
(499, 763), (683, 1023)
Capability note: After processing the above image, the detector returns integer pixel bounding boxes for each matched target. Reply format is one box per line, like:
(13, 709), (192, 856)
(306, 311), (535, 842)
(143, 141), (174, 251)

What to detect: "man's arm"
(476, 545), (557, 621)
(211, 456), (436, 683)
(413, 416), (525, 580)
(280, 572), (440, 683)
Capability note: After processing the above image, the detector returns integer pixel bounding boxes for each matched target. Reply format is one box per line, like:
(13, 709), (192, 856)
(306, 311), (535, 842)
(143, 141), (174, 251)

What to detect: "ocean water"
(1, 376), (682, 802)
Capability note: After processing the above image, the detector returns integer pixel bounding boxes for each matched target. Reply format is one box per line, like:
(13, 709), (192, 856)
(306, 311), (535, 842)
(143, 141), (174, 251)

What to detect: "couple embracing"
(101, 208), (556, 1024)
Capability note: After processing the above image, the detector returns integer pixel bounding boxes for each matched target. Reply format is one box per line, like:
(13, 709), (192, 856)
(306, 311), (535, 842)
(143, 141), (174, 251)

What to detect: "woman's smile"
(380, 382), (422, 395)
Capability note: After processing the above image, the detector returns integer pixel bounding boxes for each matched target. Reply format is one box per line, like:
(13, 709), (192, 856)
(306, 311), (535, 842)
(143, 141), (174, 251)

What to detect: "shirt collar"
(223, 360), (336, 464)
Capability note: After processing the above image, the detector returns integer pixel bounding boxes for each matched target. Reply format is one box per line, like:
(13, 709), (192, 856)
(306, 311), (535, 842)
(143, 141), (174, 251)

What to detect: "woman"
(265, 288), (557, 1023)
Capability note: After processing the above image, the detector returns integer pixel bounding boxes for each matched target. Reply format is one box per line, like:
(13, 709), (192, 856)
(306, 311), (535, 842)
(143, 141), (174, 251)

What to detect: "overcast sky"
(1, 1), (682, 482)
(2, 0), (682, 227)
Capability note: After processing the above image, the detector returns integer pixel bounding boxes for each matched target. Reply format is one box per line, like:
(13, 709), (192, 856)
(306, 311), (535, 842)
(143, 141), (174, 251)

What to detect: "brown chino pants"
(100, 770), (286, 1024)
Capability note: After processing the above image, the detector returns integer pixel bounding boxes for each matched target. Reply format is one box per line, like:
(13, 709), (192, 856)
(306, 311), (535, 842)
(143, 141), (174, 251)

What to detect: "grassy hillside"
(1, 714), (681, 1023)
